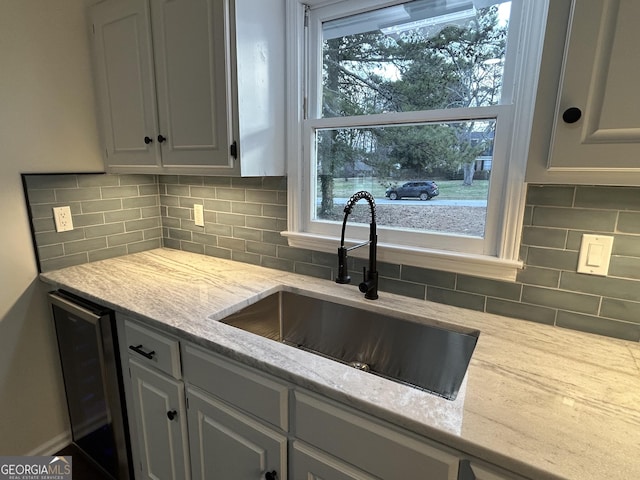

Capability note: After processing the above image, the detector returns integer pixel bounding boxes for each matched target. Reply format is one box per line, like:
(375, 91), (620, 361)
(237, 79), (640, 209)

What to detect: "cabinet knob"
(167, 410), (177, 421)
(264, 471), (278, 480)
(157, 134), (167, 143)
(144, 136), (153, 144)
(562, 107), (582, 124)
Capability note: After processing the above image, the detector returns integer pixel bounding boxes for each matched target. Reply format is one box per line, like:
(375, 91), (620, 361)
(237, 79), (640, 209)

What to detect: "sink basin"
(220, 291), (479, 400)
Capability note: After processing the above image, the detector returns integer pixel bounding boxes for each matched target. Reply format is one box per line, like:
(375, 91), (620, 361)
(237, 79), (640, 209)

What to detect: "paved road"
(330, 197), (487, 207)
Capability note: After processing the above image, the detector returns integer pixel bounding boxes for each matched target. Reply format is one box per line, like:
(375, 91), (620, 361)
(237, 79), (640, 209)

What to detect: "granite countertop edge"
(39, 248), (640, 480)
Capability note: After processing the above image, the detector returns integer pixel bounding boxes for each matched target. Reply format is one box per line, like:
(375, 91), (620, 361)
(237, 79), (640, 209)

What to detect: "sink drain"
(349, 361), (370, 372)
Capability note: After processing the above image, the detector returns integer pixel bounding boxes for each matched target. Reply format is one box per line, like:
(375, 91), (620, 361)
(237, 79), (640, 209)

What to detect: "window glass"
(314, 0), (509, 240)
(314, 119), (495, 238)
(321, 0), (511, 117)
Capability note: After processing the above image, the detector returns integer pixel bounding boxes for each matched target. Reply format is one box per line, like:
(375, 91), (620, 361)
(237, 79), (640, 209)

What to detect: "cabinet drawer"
(124, 319), (181, 379)
(467, 461), (527, 480)
(294, 391), (460, 480)
(182, 343), (289, 431)
(292, 441), (379, 480)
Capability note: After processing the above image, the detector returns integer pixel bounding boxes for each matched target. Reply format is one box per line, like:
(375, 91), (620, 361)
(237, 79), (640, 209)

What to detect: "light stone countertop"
(40, 248), (640, 480)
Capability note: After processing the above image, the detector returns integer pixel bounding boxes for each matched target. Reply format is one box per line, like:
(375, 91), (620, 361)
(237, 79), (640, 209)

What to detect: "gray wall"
(0, 0), (104, 456)
(24, 175), (640, 342)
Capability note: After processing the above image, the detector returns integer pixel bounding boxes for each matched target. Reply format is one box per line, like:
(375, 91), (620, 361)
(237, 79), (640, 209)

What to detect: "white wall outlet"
(194, 204), (205, 227)
(577, 234), (614, 276)
(53, 206), (74, 232)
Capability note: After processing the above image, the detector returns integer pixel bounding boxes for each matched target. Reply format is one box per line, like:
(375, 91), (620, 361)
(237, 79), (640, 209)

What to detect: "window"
(284, 0), (549, 280)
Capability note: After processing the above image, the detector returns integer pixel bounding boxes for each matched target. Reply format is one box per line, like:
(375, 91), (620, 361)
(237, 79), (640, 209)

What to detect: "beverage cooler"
(49, 290), (132, 480)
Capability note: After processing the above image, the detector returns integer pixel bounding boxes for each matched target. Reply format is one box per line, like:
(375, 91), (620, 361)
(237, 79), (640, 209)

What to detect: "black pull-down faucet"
(336, 191), (378, 300)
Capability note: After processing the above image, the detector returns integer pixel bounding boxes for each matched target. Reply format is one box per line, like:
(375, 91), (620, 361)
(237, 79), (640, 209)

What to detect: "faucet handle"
(358, 267), (369, 293)
(359, 267), (379, 300)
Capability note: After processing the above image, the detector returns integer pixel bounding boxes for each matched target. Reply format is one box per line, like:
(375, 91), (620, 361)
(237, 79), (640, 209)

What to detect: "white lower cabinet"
(186, 385), (287, 480)
(291, 440), (379, 480)
(118, 326), (528, 480)
(119, 317), (189, 480)
(293, 391), (460, 480)
(468, 462), (524, 480)
(129, 359), (190, 480)
(182, 343), (289, 479)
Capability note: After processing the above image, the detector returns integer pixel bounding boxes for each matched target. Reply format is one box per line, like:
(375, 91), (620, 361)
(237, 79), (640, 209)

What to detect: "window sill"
(281, 231), (523, 282)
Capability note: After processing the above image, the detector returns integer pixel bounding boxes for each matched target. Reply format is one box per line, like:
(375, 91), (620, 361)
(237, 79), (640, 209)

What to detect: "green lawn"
(327, 178), (489, 200)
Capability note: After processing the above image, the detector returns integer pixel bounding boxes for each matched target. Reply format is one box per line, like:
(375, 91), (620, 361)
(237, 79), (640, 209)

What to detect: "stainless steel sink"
(220, 291), (479, 400)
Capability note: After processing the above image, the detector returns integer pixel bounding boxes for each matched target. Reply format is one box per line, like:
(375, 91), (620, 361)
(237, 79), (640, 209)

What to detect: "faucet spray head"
(336, 246), (351, 284)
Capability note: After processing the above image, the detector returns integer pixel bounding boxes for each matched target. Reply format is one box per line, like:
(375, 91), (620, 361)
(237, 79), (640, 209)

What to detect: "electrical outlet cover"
(53, 206), (74, 232)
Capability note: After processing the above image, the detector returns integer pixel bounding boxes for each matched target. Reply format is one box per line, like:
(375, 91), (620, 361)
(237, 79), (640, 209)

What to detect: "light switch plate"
(194, 204), (205, 227)
(577, 234), (614, 276)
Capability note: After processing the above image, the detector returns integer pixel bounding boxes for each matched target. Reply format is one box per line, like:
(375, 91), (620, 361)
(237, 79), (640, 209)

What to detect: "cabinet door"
(129, 359), (189, 480)
(90, 0), (160, 170)
(294, 391), (460, 480)
(291, 441), (379, 480)
(187, 386), (287, 480)
(549, 0), (640, 170)
(149, 0), (232, 169)
(233, 0), (286, 176)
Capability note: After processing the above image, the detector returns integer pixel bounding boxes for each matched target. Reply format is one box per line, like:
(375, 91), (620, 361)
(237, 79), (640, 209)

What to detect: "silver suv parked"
(385, 181), (439, 201)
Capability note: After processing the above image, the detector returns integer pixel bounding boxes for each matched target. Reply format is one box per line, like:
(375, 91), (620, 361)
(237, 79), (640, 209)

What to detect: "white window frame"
(283, 0), (550, 281)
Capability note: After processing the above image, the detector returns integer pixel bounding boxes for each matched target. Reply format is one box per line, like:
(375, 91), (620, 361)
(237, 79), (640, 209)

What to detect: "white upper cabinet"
(150, 0), (231, 170)
(90, 0), (285, 176)
(527, 0), (640, 184)
(91, 0), (159, 169)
